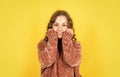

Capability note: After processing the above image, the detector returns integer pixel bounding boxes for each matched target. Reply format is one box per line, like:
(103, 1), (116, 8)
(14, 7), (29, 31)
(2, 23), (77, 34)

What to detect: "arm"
(62, 31), (82, 67)
(37, 29), (58, 69)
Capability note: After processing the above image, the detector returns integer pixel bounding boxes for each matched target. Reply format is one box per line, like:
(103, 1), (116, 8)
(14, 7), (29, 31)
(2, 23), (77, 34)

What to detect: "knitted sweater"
(37, 30), (82, 77)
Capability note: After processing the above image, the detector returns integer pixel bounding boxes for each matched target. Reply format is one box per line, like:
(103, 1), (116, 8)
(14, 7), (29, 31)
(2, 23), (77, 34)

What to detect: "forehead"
(55, 15), (67, 23)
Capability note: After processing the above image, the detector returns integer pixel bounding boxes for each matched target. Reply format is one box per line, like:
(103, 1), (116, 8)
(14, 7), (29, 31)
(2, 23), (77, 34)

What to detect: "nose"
(57, 26), (63, 34)
(58, 26), (62, 30)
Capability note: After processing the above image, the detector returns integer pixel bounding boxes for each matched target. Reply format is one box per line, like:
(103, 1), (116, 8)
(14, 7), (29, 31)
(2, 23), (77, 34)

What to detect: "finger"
(67, 29), (73, 33)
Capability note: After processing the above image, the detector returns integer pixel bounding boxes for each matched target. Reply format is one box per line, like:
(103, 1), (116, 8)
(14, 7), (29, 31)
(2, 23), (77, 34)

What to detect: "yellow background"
(0, 0), (120, 77)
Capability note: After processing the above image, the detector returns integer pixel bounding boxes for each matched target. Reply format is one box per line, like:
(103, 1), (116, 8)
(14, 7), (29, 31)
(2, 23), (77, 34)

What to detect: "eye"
(53, 23), (58, 26)
(62, 24), (67, 26)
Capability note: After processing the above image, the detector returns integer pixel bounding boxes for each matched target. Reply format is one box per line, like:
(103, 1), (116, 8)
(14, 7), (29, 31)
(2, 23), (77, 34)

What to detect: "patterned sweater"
(37, 30), (82, 77)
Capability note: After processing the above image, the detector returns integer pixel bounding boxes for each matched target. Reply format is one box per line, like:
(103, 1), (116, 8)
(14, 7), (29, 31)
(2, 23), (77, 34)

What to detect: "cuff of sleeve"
(46, 29), (57, 41)
(62, 31), (73, 44)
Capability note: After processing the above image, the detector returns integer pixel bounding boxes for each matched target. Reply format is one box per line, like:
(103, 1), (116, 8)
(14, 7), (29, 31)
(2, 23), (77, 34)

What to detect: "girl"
(37, 10), (82, 77)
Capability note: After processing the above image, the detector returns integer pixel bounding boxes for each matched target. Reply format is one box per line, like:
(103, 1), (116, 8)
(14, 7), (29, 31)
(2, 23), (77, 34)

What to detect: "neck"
(58, 38), (63, 55)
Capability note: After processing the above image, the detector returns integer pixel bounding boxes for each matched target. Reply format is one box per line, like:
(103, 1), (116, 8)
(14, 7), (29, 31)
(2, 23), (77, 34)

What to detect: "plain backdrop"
(0, 0), (120, 77)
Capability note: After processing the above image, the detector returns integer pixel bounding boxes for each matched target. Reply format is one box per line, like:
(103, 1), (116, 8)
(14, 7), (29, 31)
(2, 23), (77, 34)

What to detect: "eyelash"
(54, 24), (58, 26)
(62, 24), (67, 26)
(53, 24), (67, 27)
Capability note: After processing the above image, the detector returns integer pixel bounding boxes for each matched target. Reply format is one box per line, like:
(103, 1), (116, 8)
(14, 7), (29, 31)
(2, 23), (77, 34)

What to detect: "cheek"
(63, 27), (68, 31)
(52, 26), (58, 31)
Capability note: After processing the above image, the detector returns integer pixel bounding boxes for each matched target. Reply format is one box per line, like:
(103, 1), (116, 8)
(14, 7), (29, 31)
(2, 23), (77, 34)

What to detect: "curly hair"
(44, 10), (77, 42)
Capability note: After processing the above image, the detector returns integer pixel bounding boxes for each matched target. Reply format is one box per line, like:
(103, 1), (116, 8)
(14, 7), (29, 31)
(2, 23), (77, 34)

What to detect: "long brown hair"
(44, 10), (76, 42)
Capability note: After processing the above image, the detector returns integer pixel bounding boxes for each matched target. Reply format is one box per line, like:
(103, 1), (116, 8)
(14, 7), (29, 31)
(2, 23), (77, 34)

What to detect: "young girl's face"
(52, 15), (68, 38)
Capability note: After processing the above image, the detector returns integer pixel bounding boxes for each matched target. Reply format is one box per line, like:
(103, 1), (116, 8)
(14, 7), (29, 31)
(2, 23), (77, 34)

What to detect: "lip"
(58, 34), (62, 35)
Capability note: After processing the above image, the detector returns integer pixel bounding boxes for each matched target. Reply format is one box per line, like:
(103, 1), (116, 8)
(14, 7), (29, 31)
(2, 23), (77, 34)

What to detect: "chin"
(58, 37), (62, 39)
(58, 35), (62, 38)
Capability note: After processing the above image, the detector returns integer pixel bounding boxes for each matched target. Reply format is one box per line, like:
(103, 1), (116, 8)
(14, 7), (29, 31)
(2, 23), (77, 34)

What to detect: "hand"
(46, 29), (57, 40)
(62, 28), (74, 45)
(66, 28), (74, 36)
(62, 28), (74, 41)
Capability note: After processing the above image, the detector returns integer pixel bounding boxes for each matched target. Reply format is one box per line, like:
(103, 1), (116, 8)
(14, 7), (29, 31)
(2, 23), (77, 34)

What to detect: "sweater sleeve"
(37, 31), (58, 69)
(62, 31), (82, 67)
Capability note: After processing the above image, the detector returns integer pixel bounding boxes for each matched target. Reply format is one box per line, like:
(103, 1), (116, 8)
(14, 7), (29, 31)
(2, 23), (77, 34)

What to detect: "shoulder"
(73, 40), (81, 48)
(37, 39), (47, 51)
